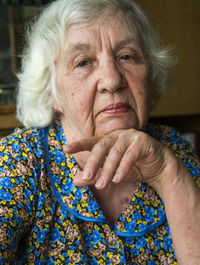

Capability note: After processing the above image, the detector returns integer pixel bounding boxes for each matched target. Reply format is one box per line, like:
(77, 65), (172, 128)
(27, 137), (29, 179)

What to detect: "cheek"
(129, 68), (149, 98)
(57, 66), (97, 114)
(67, 93), (85, 110)
(136, 89), (144, 97)
(60, 79), (85, 105)
(67, 83), (96, 114)
(136, 85), (150, 109)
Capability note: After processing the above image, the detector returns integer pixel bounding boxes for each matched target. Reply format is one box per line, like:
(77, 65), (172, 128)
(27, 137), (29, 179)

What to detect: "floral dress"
(0, 122), (199, 265)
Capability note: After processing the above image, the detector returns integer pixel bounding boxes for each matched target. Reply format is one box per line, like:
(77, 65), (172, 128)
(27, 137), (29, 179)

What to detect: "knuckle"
(127, 128), (136, 134)
(111, 145), (123, 156)
(118, 132), (126, 140)
(96, 139), (107, 149)
(124, 146), (134, 159)
(87, 155), (97, 165)
(135, 131), (149, 142)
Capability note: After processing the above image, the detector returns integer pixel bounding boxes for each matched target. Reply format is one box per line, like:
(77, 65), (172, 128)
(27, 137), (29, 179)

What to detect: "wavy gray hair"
(17, 0), (176, 128)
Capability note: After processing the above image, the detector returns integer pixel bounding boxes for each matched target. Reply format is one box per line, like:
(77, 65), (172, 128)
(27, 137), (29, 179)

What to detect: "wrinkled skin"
(64, 128), (174, 195)
(54, 10), (150, 140)
(54, 9), (176, 194)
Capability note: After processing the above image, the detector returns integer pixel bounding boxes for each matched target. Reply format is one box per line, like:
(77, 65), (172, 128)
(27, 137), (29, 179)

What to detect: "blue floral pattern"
(0, 122), (199, 264)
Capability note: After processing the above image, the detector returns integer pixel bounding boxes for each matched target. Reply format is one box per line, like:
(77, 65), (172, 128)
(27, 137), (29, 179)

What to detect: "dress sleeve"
(159, 125), (200, 187)
(0, 129), (41, 263)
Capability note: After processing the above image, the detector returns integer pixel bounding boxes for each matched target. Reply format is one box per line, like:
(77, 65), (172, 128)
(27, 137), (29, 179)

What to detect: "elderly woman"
(0, 0), (200, 264)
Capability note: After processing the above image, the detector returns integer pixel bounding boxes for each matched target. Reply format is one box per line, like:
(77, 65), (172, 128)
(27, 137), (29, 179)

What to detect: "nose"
(97, 59), (126, 93)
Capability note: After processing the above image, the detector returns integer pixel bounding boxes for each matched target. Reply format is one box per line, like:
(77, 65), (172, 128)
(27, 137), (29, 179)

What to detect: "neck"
(91, 181), (137, 225)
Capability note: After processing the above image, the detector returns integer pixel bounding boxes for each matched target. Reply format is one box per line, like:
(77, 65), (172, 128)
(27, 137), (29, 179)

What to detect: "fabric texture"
(0, 122), (199, 264)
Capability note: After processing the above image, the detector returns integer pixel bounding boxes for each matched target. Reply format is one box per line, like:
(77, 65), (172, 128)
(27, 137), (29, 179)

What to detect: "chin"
(95, 120), (138, 136)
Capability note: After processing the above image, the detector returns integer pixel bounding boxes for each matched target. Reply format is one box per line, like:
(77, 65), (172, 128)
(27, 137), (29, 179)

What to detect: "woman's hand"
(64, 129), (200, 263)
(64, 128), (178, 194)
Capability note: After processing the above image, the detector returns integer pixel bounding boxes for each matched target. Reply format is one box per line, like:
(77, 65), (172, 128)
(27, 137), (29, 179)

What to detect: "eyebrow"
(67, 43), (91, 54)
(65, 37), (140, 57)
(115, 37), (140, 52)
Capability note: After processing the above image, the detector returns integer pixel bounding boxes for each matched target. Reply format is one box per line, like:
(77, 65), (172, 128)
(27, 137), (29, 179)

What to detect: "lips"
(102, 102), (130, 114)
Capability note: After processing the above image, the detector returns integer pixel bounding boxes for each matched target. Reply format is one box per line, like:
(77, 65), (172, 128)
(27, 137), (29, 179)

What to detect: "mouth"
(102, 102), (130, 114)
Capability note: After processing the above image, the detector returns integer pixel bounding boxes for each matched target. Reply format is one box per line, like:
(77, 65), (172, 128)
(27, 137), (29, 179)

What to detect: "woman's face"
(54, 10), (150, 142)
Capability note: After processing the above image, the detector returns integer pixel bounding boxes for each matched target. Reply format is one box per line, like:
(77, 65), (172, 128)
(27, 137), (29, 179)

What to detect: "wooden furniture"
(0, 105), (21, 138)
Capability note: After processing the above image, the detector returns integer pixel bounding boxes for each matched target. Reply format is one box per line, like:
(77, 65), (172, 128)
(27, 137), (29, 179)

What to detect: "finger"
(94, 138), (126, 189)
(63, 136), (101, 153)
(81, 138), (111, 181)
(73, 168), (102, 187)
(112, 142), (142, 183)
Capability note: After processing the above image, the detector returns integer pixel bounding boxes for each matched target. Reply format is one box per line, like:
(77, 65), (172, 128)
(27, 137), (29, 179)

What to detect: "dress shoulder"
(146, 123), (200, 185)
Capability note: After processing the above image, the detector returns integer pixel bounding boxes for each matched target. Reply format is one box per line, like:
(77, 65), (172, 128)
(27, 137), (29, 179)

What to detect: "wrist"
(152, 150), (183, 200)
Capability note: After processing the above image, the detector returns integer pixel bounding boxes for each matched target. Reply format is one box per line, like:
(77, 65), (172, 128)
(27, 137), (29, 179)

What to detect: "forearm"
(159, 157), (200, 264)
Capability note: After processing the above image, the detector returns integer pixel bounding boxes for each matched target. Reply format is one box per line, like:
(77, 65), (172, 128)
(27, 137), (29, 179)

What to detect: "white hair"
(16, 0), (176, 128)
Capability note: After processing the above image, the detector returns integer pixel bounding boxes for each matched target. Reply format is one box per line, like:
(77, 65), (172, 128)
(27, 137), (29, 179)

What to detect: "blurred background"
(0, 0), (200, 155)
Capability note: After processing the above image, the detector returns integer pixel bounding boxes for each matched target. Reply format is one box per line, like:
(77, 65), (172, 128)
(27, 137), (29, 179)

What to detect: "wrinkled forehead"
(62, 8), (140, 50)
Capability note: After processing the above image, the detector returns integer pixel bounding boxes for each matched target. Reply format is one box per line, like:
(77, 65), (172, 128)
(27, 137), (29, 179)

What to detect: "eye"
(120, 54), (133, 61)
(77, 60), (90, 68)
(119, 52), (143, 64)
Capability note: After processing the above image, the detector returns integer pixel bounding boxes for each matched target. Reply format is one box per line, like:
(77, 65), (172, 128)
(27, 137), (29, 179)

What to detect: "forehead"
(63, 10), (140, 52)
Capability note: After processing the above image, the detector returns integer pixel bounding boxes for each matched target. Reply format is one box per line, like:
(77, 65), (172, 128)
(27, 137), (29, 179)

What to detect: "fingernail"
(95, 178), (104, 189)
(112, 174), (120, 182)
(82, 169), (91, 180)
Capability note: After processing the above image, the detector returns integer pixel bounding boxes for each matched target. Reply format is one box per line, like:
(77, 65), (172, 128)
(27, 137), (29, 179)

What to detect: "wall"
(135, 0), (200, 117)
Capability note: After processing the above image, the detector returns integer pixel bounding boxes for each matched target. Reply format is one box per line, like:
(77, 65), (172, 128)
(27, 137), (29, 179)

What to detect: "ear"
(52, 100), (64, 114)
